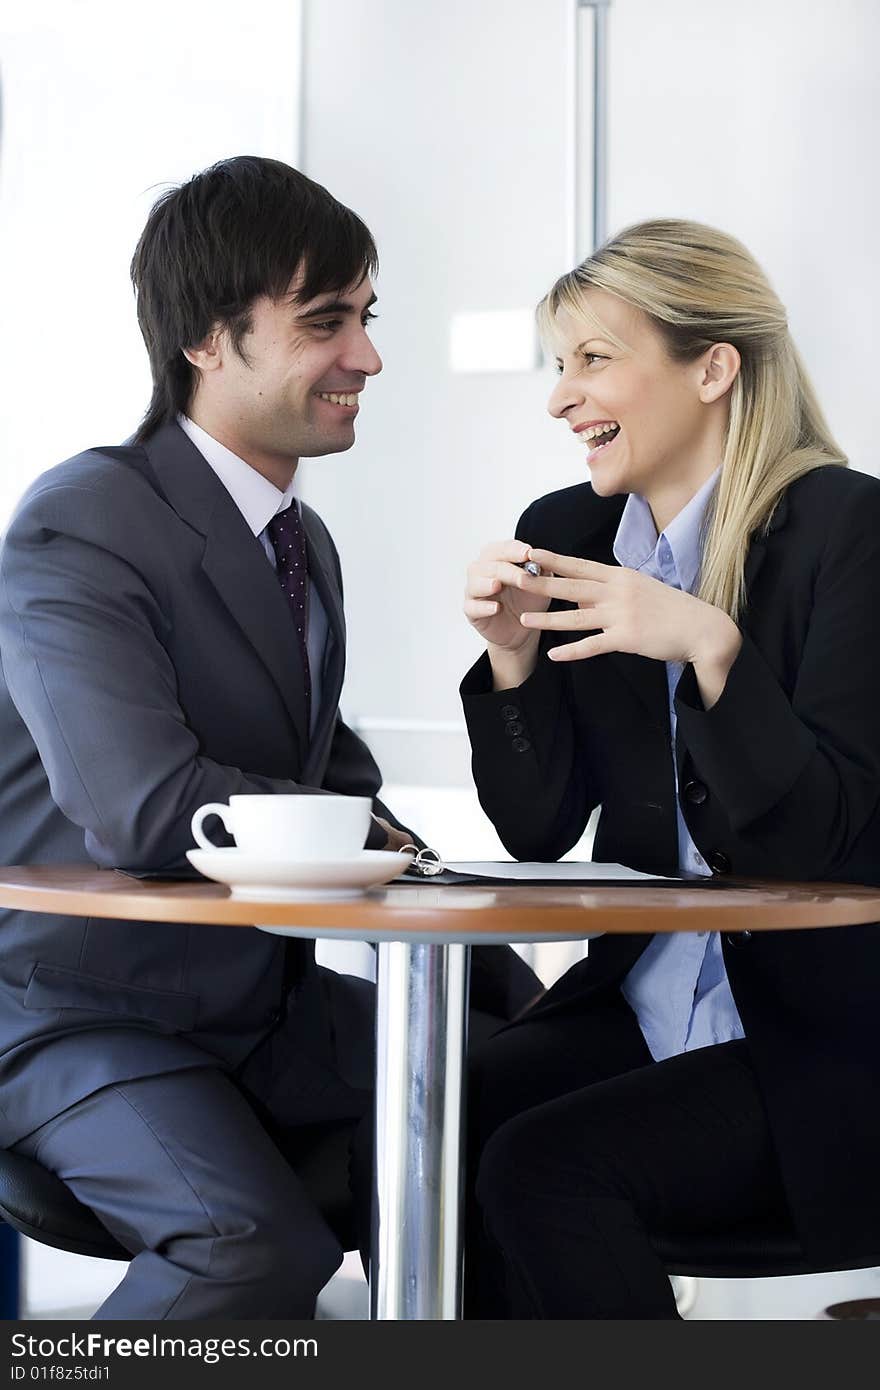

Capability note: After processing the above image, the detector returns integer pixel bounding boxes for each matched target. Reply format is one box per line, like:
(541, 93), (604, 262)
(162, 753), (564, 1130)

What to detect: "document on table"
(446, 861), (678, 883)
(398, 861), (683, 886)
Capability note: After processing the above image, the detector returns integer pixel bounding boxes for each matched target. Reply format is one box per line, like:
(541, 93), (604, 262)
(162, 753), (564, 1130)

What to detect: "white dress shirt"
(177, 415), (327, 734)
(615, 468), (746, 1060)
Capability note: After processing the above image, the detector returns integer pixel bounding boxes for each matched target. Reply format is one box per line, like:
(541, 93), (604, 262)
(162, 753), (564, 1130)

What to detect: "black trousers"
(466, 991), (799, 1319)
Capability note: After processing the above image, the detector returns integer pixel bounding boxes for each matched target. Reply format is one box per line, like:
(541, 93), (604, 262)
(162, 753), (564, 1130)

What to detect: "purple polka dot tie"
(267, 504), (311, 729)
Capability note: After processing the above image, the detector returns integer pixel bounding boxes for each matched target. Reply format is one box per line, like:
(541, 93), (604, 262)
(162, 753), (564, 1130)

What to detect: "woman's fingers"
(547, 633), (610, 662)
(464, 598), (499, 620)
(520, 607), (600, 630)
(466, 558), (538, 595)
(518, 573), (603, 603)
(480, 540), (533, 565)
(468, 574), (502, 599)
(527, 548), (613, 582)
(488, 559), (539, 588)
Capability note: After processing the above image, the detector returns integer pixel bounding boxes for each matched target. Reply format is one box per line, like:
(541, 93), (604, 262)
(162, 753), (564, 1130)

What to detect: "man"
(0, 156), (536, 1319)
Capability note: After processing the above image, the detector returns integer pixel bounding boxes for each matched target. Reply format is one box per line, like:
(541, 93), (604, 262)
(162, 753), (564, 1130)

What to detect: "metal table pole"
(370, 940), (470, 1320)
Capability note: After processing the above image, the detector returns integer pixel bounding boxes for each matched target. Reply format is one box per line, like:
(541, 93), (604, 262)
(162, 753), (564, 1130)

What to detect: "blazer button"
(505, 720), (524, 737)
(684, 779), (708, 805)
(501, 704), (520, 720)
(511, 736), (532, 753)
(725, 930), (752, 947)
(707, 849), (731, 874)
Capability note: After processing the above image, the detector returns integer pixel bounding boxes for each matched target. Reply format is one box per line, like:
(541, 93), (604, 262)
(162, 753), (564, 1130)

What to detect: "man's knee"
(185, 1194), (344, 1312)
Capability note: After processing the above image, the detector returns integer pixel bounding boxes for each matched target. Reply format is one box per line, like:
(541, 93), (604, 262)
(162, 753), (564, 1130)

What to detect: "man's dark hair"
(129, 155), (379, 443)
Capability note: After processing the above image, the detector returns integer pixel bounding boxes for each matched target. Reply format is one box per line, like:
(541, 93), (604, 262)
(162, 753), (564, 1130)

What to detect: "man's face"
(190, 268), (382, 485)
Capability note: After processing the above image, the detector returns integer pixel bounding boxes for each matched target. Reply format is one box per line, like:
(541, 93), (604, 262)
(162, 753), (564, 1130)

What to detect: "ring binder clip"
(399, 844), (445, 877)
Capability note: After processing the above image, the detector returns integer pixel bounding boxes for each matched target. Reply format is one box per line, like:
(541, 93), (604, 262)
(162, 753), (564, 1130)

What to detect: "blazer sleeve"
(0, 484), (337, 873)
(320, 715), (424, 850)
(674, 477), (880, 878)
(460, 500), (598, 861)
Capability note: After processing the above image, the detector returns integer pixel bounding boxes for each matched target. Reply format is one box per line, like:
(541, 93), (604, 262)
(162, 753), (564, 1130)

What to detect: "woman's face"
(547, 288), (730, 506)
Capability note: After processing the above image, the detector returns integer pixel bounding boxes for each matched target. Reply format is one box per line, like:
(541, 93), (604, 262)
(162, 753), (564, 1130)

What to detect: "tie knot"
(267, 502), (304, 538)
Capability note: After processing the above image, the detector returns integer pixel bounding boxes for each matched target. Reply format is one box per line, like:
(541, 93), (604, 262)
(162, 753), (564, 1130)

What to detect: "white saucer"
(186, 848), (410, 901)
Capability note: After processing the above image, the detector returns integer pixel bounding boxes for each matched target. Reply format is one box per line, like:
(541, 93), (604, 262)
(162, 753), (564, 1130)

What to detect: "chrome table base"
(370, 941), (470, 1319)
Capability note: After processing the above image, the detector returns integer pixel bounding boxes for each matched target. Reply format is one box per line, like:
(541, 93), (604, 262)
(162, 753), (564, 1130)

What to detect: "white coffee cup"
(190, 794), (373, 861)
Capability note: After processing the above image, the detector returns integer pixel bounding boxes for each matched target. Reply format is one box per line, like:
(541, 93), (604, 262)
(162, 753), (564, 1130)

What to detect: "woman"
(460, 218), (880, 1318)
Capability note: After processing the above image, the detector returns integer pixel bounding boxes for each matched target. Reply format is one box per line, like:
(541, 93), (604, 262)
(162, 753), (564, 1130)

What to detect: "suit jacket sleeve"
(320, 714), (424, 851)
(460, 500), (598, 861)
(0, 483), (337, 873)
(674, 476), (880, 878)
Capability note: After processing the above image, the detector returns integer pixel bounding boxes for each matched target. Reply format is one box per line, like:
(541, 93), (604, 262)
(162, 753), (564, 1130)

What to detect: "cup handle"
(191, 803), (233, 851)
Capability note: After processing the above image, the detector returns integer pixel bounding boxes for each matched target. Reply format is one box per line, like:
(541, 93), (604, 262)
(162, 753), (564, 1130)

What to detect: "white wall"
(0, 0), (303, 521)
(298, 0), (880, 761)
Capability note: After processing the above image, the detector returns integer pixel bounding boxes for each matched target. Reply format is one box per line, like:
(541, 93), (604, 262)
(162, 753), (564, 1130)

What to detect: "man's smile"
(315, 390), (361, 412)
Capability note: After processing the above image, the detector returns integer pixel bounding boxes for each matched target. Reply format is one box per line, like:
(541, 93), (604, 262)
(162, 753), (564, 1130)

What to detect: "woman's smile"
(583, 425), (622, 463)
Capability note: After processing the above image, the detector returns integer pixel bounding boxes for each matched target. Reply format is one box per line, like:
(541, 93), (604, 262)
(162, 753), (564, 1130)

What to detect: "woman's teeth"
(583, 421), (619, 441)
(585, 421), (621, 453)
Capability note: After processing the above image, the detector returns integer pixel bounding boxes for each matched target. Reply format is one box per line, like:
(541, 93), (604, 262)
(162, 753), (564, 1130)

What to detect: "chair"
(0, 1147), (126, 1262)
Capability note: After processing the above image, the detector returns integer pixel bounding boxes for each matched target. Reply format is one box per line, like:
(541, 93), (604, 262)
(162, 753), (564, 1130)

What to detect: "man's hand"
(372, 815), (417, 854)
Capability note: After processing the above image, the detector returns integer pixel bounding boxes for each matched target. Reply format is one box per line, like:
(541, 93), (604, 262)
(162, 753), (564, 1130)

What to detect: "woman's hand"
(519, 549), (743, 706)
(464, 540), (552, 652)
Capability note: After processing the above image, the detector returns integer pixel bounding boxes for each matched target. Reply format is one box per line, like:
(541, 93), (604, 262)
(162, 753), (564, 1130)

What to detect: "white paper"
(445, 861), (679, 883)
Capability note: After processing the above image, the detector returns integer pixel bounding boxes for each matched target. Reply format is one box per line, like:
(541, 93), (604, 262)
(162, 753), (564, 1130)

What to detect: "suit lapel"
(200, 515), (311, 747)
(145, 422), (310, 755)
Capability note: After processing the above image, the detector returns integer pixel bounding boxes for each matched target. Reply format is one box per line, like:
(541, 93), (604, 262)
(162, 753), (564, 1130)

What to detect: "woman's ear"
(698, 342), (741, 404)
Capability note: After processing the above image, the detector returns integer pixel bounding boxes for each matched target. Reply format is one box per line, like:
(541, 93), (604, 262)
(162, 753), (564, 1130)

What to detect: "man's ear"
(182, 326), (224, 374)
(698, 342), (740, 404)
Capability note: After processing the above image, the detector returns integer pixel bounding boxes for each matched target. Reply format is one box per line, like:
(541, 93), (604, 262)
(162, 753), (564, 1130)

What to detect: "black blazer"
(461, 463), (880, 1265)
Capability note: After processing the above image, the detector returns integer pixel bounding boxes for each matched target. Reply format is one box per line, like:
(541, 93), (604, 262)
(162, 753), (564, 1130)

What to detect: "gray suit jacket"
(0, 421), (430, 1143)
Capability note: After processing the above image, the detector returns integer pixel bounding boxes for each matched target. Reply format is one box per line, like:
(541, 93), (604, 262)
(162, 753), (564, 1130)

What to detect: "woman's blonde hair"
(536, 219), (847, 621)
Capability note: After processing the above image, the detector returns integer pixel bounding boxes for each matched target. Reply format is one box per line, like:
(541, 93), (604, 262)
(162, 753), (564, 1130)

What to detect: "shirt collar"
(612, 467), (721, 595)
(177, 414), (298, 536)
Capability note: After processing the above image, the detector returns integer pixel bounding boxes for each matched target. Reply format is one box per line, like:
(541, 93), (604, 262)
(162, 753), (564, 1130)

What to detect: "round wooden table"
(2, 865), (879, 1320)
(1, 865), (879, 938)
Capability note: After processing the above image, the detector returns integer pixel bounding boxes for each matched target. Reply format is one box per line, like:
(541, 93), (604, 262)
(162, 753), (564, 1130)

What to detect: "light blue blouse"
(613, 470), (746, 1061)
